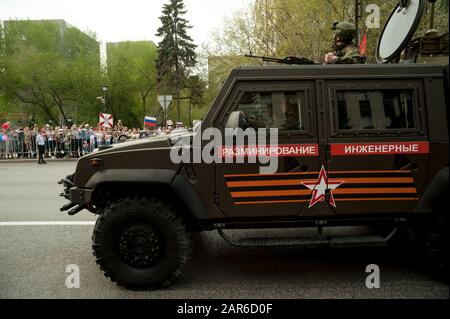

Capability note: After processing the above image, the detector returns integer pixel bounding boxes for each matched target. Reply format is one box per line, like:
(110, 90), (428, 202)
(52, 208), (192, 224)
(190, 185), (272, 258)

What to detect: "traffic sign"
(158, 95), (173, 110)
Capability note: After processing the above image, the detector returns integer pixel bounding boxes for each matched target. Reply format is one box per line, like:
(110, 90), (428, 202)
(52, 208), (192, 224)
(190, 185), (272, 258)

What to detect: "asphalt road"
(0, 161), (448, 299)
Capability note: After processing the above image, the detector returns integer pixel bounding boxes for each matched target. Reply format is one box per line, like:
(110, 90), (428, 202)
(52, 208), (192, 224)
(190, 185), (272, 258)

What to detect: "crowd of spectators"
(0, 120), (177, 160)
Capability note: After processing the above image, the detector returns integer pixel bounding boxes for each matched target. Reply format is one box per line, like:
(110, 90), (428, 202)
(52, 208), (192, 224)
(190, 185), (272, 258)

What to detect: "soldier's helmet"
(331, 21), (357, 41)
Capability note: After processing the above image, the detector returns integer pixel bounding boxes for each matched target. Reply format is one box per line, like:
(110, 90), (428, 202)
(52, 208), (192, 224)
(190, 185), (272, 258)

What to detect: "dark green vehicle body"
(60, 63), (449, 288)
(65, 64), (449, 226)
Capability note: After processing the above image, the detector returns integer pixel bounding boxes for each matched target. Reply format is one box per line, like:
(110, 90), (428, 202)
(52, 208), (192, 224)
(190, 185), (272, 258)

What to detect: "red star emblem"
(302, 166), (344, 208)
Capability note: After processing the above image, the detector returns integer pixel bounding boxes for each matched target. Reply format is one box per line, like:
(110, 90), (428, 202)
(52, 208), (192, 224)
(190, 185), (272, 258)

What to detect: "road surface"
(0, 161), (448, 299)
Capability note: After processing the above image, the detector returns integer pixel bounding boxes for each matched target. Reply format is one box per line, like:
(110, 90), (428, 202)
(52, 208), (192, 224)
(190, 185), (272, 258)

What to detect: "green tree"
(204, 0), (448, 80)
(106, 41), (158, 128)
(131, 42), (158, 119)
(181, 75), (205, 126)
(106, 45), (139, 127)
(156, 0), (197, 122)
(0, 20), (102, 126)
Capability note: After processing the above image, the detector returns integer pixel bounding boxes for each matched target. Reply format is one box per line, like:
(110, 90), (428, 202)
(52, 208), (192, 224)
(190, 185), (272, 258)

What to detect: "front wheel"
(92, 197), (192, 289)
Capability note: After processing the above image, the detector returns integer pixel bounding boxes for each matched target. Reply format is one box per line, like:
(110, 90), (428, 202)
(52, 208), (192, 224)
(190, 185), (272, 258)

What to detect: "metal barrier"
(0, 129), (158, 160)
(0, 130), (95, 159)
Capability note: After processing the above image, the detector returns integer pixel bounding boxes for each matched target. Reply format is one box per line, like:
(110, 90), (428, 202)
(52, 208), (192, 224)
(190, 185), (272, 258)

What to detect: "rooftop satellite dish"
(376, 0), (426, 63)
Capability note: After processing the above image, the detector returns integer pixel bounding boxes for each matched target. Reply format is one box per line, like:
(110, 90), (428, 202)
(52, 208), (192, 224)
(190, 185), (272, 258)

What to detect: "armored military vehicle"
(60, 0), (448, 288)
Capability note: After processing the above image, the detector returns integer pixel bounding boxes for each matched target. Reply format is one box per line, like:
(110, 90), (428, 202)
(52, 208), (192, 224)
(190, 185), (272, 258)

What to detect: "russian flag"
(144, 116), (157, 127)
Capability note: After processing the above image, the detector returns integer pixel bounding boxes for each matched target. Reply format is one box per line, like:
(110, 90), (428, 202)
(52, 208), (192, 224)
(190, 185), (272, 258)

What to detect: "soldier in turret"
(325, 22), (365, 64)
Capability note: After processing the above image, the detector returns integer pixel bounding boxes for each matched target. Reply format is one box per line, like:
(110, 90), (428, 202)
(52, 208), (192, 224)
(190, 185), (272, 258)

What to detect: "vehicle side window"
(236, 91), (307, 131)
(337, 90), (415, 131)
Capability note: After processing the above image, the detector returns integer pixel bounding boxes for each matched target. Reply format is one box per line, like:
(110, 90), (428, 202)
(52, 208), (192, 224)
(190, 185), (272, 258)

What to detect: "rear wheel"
(425, 212), (449, 283)
(92, 196), (192, 289)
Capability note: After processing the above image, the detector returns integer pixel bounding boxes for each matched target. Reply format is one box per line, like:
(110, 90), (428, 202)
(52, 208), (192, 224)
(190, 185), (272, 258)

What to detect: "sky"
(0, 0), (252, 45)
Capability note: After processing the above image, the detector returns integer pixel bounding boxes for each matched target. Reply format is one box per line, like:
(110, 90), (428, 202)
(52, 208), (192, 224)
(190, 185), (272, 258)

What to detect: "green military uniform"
(330, 22), (365, 64)
(334, 43), (363, 64)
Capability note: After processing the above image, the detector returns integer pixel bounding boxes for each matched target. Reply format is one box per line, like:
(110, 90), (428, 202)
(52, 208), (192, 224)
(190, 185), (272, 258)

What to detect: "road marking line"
(0, 221), (96, 226)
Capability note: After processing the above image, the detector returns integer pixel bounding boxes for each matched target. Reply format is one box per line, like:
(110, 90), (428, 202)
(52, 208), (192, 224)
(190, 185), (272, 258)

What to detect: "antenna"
(427, 0), (438, 33)
(354, 0), (363, 46)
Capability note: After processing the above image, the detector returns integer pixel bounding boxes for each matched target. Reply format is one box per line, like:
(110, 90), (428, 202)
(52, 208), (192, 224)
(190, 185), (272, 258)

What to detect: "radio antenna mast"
(355, 0), (363, 46)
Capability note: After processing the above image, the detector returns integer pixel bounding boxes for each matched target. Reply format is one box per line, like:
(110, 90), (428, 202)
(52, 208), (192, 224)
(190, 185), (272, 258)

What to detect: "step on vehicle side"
(60, 0), (449, 289)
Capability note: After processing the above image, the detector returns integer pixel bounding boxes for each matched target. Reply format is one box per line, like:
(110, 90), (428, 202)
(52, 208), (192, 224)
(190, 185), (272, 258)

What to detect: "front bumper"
(66, 187), (93, 204)
(59, 174), (93, 215)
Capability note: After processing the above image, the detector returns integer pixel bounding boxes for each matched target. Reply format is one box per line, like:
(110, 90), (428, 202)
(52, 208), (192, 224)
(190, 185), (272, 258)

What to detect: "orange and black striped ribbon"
(224, 170), (418, 205)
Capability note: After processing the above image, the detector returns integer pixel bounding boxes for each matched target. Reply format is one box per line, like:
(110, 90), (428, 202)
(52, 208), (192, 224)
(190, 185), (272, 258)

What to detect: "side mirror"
(225, 111), (249, 130)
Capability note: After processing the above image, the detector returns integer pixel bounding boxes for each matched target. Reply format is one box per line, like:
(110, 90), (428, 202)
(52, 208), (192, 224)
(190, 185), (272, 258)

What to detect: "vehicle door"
(320, 79), (429, 215)
(214, 80), (321, 218)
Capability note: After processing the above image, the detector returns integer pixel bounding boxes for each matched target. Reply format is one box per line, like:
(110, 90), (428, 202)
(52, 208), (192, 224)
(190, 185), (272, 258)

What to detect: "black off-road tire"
(92, 196), (192, 289)
(425, 212), (449, 283)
